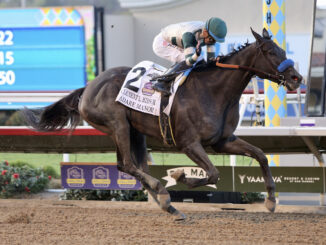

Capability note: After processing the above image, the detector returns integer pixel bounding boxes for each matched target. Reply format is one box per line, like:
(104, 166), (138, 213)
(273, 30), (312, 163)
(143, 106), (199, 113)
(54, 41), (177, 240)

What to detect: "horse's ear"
(251, 27), (263, 43)
(262, 28), (271, 39)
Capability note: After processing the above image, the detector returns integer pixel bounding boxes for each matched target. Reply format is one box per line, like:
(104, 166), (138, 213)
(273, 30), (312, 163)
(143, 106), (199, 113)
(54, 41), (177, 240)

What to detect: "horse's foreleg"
(177, 141), (219, 188)
(114, 124), (185, 220)
(212, 136), (276, 212)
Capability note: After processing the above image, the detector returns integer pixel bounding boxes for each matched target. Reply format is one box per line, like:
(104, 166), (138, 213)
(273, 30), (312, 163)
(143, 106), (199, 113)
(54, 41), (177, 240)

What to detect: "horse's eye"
(268, 50), (276, 56)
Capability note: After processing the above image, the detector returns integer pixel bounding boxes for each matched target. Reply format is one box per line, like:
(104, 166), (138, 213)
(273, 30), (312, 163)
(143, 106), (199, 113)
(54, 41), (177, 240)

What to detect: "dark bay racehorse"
(23, 29), (302, 220)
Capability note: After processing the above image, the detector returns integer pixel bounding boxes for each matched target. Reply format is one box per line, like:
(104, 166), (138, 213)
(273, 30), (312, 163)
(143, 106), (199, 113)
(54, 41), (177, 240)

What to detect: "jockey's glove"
(196, 41), (202, 56)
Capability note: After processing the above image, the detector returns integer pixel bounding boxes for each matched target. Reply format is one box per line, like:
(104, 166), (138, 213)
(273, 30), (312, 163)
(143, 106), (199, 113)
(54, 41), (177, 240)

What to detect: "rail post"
(263, 0), (287, 166)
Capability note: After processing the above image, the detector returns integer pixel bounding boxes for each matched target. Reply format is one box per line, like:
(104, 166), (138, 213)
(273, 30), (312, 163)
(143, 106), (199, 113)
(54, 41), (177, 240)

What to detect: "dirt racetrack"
(0, 194), (326, 245)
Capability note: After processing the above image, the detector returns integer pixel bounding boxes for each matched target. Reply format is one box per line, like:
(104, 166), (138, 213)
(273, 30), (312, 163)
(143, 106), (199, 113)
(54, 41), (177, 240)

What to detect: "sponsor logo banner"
(149, 166), (325, 193)
(149, 166), (234, 192)
(162, 167), (217, 189)
(235, 167), (325, 193)
(61, 164), (142, 190)
(61, 164), (325, 193)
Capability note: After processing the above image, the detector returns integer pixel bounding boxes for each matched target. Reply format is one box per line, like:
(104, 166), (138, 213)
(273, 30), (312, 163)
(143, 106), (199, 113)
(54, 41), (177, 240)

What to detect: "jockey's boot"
(152, 61), (189, 96)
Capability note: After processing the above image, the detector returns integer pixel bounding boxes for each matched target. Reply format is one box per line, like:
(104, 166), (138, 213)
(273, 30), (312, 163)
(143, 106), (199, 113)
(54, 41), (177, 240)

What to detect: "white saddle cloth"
(115, 60), (186, 116)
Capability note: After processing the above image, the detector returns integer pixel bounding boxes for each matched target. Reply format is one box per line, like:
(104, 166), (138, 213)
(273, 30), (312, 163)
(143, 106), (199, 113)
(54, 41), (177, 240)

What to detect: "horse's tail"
(22, 87), (85, 132)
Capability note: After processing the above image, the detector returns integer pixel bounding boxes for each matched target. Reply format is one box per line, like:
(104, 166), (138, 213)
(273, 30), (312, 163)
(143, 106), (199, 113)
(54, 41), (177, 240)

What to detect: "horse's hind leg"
(128, 128), (164, 205)
(175, 141), (220, 188)
(129, 127), (149, 173)
(212, 136), (276, 212)
(114, 122), (186, 220)
(129, 129), (187, 219)
(116, 136), (159, 206)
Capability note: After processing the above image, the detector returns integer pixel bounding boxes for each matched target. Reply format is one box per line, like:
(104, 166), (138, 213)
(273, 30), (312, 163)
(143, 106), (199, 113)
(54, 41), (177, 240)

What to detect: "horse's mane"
(218, 41), (251, 63)
(193, 41), (252, 71)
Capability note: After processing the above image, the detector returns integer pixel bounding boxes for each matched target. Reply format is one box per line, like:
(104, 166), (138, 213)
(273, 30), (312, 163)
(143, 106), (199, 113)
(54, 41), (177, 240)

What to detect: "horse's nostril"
(292, 75), (299, 82)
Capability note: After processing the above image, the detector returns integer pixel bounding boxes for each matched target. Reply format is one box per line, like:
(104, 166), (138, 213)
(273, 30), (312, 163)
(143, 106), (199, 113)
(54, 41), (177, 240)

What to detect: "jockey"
(152, 17), (227, 95)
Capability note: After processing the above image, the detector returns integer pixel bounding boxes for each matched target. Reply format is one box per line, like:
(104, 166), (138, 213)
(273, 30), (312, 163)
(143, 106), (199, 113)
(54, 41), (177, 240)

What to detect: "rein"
(215, 62), (284, 81)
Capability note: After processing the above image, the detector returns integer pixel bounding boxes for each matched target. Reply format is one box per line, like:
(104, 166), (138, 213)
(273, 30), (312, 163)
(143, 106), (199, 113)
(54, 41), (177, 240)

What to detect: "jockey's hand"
(208, 57), (217, 64)
(196, 41), (202, 56)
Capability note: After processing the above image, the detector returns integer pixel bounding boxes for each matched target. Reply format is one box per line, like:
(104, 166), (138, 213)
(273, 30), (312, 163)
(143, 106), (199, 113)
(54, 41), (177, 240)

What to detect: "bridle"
(215, 41), (294, 86)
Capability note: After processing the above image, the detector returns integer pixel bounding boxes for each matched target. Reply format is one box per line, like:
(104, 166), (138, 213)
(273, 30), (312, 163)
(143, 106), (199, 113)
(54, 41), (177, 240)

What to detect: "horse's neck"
(218, 44), (257, 95)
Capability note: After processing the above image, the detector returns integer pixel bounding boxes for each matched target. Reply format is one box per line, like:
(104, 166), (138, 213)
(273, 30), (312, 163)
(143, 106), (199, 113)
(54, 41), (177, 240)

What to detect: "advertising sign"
(61, 163), (142, 190)
(0, 6), (97, 92)
(149, 165), (325, 193)
(60, 164), (325, 193)
(235, 166), (325, 193)
(148, 166), (234, 192)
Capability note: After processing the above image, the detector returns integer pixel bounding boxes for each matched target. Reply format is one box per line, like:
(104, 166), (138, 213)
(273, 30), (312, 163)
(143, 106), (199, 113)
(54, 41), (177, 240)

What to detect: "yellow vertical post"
(263, 0), (286, 166)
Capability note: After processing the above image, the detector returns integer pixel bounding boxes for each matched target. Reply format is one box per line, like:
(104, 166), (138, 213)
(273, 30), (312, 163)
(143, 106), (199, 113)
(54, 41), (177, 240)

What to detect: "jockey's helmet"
(205, 17), (227, 43)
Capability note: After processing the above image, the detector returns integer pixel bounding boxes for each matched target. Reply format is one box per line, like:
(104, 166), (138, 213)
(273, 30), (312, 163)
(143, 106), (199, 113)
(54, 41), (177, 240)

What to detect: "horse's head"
(251, 28), (302, 91)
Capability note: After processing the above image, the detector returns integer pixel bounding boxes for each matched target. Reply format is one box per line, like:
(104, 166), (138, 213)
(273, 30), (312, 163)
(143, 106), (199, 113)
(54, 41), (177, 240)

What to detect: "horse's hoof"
(174, 212), (186, 221)
(167, 205), (186, 221)
(171, 169), (185, 182)
(265, 197), (276, 213)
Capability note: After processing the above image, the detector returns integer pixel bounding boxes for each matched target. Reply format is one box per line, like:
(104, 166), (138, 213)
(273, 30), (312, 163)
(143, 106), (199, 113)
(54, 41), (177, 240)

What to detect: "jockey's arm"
(182, 32), (200, 66)
(182, 32), (217, 66)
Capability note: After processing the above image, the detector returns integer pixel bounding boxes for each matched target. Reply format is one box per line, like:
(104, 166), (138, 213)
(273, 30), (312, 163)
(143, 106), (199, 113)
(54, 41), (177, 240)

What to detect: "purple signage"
(61, 163), (142, 190)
